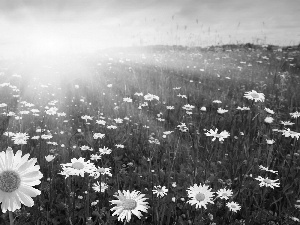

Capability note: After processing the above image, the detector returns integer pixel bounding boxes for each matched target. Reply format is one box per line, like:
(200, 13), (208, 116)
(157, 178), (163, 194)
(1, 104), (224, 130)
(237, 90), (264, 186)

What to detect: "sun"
(29, 34), (71, 55)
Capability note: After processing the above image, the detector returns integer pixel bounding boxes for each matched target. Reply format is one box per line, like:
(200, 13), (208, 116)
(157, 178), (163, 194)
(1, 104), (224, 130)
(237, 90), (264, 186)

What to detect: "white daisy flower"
(281, 129), (300, 139)
(264, 108), (274, 114)
(0, 147), (43, 213)
(60, 157), (96, 178)
(92, 167), (112, 178)
(244, 90), (265, 102)
(258, 165), (278, 174)
(255, 176), (280, 189)
(226, 201), (241, 213)
(110, 190), (149, 222)
(264, 117), (274, 124)
(152, 185), (168, 198)
(92, 181), (108, 193)
(93, 133), (105, 139)
(205, 128), (230, 142)
(216, 188), (233, 200)
(280, 121), (295, 126)
(187, 183), (215, 209)
(11, 132), (30, 145)
(217, 108), (228, 114)
(266, 139), (275, 145)
(99, 147), (112, 155)
(290, 111), (300, 118)
(182, 104), (195, 111)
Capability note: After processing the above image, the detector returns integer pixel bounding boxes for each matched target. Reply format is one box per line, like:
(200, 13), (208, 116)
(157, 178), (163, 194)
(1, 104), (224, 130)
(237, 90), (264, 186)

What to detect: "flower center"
(97, 168), (105, 173)
(263, 178), (272, 184)
(231, 204), (236, 208)
(222, 193), (228, 196)
(122, 199), (137, 210)
(0, 170), (21, 192)
(251, 93), (260, 98)
(72, 162), (85, 170)
(195, 193), (205, 202)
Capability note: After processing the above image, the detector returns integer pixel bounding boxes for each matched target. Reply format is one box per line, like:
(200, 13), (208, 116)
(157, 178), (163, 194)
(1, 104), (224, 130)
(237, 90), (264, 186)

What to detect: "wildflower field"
(0, 45), (300, 225)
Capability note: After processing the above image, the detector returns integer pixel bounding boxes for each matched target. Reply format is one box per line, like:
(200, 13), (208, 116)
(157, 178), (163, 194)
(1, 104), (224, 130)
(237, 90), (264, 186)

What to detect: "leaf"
(92, 210), (102, 218)
(270, 197), (283, 206)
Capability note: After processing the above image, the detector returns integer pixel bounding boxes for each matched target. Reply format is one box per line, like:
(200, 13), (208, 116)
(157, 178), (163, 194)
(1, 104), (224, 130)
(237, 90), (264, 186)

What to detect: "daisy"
(290, 216), (300, 222)
(290, 111), (300, 118)
(93, 133), (105, 139)
(259, 165), (278, 174)
(92, 181), (108, 193)
(187, 183), (214, 209)
(144, 93), (159, 101)
(164, 131), (174, 135)
(280, 121), (295, 126)
(114, 118), (123, 123)
(123, 97), (132, 103)
(81, 115), (93, 122)
(45, 155), (55, 162)
(166, 106), (174, 110)
(265, 108), (274, 114)
(134, 92), (143, 96)
(30, 109), (40, 113)
(96, 120), (106, 125)
(177, 94), (187, 99)
(110, 190), (149, 222)
(45, 107), (58, 115)
(205, 128), (230, 142)
(255, 176), (280, 188)
(281, 129), (300, 140)
(266, 139), (275, 145)
(226, 201), (241, 213)
(295, 199), (300, 209)
(216, 188), (233, 200)
(3, 132), (15, 137)
(152, 185), (168, 198)
(20, 111), (30, 115)
(115, 144), (124, 149)
(90, 154), (102, 161)
(99, 147), (112, 155)
(217, 108), (228, 114)
(41, 134), (53, 140)
(244, 90), (265, 102)
(11, 132), (30, 145)
(177, 123), (189, 132)
(173, 87), (181, 90)
(31, 136), (40, 140)
(200, 107), (207, 112)
(60, 157), (96, 178)
(0, 147), (43, 213)
(212, 100), (222, 104)
(57, 112), (66, 117)
(80, 145), (93, 151)
(182, 104), (195, 111)
(107, 125), (117, 129)
(92, 167), (112, 178)
(264, 117), (274, 124)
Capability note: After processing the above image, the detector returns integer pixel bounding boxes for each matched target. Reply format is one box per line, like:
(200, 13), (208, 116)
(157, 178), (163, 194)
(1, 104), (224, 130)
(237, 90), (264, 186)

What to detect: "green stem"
(9, 211), (14, 225)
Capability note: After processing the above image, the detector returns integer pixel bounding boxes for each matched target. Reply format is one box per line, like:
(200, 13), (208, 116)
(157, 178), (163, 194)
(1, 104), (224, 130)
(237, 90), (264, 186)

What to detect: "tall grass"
(0, 45), (299, 224)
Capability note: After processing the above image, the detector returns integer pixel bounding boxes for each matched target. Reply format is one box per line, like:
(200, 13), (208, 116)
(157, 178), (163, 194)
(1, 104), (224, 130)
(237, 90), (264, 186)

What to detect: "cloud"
(0, 0), (299, 55)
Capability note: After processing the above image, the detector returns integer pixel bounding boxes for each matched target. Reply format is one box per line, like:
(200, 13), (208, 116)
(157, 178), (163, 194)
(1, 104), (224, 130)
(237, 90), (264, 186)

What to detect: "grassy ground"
(0, 45), (300, 224)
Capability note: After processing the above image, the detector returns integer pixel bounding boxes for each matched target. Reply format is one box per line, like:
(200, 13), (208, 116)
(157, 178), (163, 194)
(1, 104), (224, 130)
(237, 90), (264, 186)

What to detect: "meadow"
(0, 44), (300, 225)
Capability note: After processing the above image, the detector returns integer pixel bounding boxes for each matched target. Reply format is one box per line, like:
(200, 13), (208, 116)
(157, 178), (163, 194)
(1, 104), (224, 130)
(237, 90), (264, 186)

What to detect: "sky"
(0, 0), (299, 56)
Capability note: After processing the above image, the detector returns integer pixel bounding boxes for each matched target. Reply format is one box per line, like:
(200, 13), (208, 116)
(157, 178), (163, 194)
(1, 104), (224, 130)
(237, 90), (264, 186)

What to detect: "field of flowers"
(0, 45), (300, 225)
